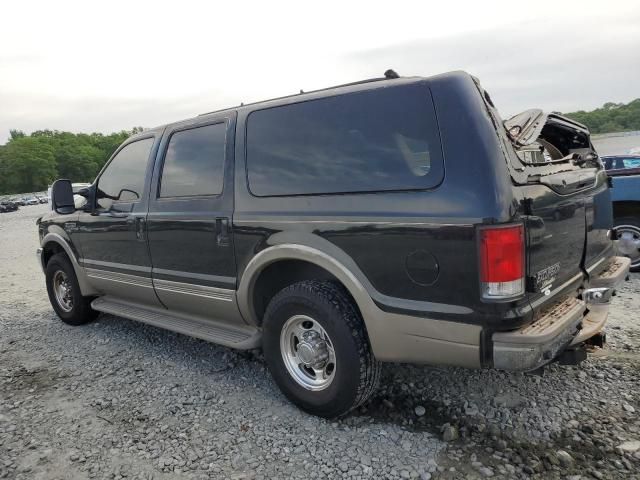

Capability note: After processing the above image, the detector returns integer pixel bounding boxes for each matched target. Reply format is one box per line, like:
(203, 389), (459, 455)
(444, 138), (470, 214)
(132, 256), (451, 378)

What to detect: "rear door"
(506, 113), (611, 293)
(147, 113), (243, 324)
(521, 173), (593, 293)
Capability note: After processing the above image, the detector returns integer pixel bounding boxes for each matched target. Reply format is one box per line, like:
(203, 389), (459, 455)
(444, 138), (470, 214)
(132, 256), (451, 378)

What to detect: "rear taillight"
(479, 224), (525, 300)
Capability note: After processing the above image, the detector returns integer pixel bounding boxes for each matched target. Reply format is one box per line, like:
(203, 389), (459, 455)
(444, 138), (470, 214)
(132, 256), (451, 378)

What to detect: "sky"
(1, 0), (639, 144)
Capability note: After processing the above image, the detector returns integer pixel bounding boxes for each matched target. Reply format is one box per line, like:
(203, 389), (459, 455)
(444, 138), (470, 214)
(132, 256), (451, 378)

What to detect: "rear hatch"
(504, 110), (612, 295)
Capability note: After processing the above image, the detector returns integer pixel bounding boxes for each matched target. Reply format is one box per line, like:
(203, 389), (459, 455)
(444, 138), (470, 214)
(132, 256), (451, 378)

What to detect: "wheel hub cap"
(280, 315), (336, 391)
(297, 331), (329, 367)
(618, 231), (640, 256)
(616, 225), (640, 267)
(53, 270), (73, 312)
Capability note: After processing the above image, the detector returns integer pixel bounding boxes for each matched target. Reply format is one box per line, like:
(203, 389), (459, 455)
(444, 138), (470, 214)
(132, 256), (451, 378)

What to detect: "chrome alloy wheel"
(616, 225), (640, 269)
(53, 270), (73, 312)
(280, 315), (336, 391)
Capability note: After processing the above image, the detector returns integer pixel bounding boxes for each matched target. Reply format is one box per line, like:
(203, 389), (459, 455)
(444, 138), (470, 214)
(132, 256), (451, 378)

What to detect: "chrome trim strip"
(152, 267), (235, 286)
(154, 278), (234, 301)
(235, 220), (473, 227)
(81, 258), (152, 273)
(86, 268), (153, 288)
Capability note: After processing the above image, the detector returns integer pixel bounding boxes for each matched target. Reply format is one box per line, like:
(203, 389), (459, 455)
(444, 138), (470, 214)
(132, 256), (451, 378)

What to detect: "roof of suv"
(130, 71), (473, 142)
(198, 74), (426, 117)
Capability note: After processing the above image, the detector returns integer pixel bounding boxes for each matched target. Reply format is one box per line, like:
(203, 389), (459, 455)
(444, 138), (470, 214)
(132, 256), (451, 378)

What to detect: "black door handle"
(216, 217), (230, 247)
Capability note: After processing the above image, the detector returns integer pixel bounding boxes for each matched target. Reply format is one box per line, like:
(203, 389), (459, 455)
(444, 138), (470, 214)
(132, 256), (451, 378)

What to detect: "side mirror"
(51, 179), (75, 214)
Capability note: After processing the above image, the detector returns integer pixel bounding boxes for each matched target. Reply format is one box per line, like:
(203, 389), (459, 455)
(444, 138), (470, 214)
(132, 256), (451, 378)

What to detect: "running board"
(91, 297), (261, 349)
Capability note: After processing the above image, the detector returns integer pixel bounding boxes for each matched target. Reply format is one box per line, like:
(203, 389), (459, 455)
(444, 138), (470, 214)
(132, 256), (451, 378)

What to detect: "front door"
(146, 114), (242, 324)
(76, 135), (161, 307)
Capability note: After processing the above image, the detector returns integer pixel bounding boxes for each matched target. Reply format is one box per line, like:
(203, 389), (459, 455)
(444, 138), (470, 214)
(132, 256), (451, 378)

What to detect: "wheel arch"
(237, 236), (377, 330)
(41, 233), (98, 296)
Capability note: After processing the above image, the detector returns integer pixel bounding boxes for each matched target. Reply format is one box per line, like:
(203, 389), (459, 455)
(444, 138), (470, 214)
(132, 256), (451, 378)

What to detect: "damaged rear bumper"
(492, 256), (630, 371)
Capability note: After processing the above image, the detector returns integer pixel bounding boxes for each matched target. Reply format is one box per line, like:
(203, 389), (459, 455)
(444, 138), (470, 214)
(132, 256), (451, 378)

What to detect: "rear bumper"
(492, 256), (630, 371)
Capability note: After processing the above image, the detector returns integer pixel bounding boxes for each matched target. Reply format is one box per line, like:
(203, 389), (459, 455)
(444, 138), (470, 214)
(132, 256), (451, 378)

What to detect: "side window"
(622, 157), (640, 169)
(245, 83), (443, 196)
(96, 138), (154, 210)
(160, 123), (226, 198)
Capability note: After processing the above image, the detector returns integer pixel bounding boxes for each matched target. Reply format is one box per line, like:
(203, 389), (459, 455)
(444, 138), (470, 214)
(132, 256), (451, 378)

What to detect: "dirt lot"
(1, 205), (639, 480)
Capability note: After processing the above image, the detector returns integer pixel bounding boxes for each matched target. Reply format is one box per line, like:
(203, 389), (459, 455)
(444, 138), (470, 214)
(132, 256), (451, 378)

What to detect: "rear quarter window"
(246, 83), (444, 196)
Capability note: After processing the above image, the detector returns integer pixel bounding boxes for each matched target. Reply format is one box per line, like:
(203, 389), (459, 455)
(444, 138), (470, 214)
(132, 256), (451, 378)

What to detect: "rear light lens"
(479, 224), (525, 300)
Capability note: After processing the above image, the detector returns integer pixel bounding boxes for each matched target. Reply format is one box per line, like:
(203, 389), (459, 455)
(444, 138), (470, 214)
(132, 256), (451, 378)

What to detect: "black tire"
(614, 216), (640, 272)
(46, 253), (98, 325)
(262, 280), (381, 418)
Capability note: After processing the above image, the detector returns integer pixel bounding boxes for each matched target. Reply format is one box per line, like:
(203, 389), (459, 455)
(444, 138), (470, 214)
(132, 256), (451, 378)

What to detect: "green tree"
(0, 127), (143, 195)
(0, 137), (57, 193)
(565, 98), (640, 134)
(9, 129), (25, 140)
(55, 142), (104, 182)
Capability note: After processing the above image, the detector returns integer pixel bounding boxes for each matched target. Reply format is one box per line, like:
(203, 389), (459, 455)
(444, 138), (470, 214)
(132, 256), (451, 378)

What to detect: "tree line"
(565, 98), (640, 134)
(0, 128), (143, 195)
(1, 98), (639, 195)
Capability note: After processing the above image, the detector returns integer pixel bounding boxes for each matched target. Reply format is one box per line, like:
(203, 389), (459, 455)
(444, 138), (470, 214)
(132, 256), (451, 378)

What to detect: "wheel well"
(251, 259), (357, 324)
(43, 242), (66, 266)
(613, 201), (640, 220)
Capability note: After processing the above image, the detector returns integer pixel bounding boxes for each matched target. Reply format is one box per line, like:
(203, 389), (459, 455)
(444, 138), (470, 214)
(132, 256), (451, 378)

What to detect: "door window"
(159, 123), (226, 198)
(96, 137), (154, 210)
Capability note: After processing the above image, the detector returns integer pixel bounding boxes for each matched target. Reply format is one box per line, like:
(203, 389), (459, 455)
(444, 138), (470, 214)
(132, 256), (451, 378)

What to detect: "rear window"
(246, 83), (444, 196)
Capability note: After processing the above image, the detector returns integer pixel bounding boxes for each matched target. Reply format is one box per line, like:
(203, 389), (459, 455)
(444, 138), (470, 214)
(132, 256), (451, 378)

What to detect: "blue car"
(602, 155), (640, 271)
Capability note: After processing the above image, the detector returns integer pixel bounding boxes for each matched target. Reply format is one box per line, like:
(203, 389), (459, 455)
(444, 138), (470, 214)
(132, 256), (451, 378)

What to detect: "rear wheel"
(614, 217), (640, 272)
(46, 253), (98, 325)
(262, 280), (381, 418)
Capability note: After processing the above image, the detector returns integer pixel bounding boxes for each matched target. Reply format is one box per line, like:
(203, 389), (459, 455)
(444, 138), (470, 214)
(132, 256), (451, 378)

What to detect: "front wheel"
(262, 280), (381, 418)
(614, 217), (640, 272)
(46, 253), (98, 325)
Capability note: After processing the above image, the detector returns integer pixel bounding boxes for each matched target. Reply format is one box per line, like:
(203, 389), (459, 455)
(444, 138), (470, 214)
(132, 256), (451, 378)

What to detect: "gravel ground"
(1, 205), (639, 480)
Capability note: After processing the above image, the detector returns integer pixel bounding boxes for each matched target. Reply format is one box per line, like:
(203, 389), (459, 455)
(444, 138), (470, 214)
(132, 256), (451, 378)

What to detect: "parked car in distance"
(601, 155), (640, 271)
(37, 196), (49, 204)
(22, 196), (39, 206)
(37, 71), (629, 417)
(0, 200), (19, 213)
(10, 197), (25, 206)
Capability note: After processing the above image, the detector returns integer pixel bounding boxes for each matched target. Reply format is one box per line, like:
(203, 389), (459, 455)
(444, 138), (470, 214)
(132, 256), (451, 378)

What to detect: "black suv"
(38, 71), (629, 417)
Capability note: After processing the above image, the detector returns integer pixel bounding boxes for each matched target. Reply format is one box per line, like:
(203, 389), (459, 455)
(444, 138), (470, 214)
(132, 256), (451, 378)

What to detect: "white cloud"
(1, 0), (639, 142)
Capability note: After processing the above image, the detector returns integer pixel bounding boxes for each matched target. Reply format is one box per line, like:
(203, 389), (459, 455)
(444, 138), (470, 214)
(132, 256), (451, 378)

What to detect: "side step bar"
(92, 297), (261, 349)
